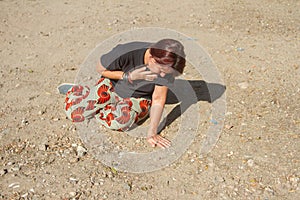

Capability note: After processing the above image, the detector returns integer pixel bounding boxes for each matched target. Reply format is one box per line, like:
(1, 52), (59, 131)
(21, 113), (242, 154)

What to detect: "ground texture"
(0, 0), (299, 199)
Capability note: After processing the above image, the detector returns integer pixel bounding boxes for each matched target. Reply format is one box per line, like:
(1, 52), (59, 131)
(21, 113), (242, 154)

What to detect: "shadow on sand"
(157, 79), (226, 133)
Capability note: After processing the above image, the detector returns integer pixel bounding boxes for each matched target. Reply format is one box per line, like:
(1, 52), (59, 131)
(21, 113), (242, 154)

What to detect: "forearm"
(148, 85), (167, 137)
(101, 70), (124, 80)
(146, 85), (170, 148)
(146, 97), (172, 148)
(96, 60), (123, 80)
(148, 103), (164, 136)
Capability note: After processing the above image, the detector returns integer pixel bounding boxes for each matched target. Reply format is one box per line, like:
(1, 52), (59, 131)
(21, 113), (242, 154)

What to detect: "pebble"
(123, 183), (132, 191)
(247, 159), (254, 167)
(69, 177), (78, 183)
(0, 169), (8, 176)
(8, 182), (20, 188)
(76, 145), (87, 158)
(38, 144), (48, 151)
(69, 191), (77, 197)
(52, 118), (60, 121)
(11, 165), (20, 172)
(225, 112), (233, 116)
(227, 151), (234, 157)
(69, 157), (79, 163)
(236, 47), (245, 52)
(21, 119), (29, 126)
(38, 110), (45, 115)
(21, 193), (28, 198)
(225, 125), (234, 130)
(238, 82), (249, 89)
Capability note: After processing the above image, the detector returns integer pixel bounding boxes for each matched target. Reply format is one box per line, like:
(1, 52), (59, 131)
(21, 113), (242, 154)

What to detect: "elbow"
(152, 94), (166, 107)
(96, 61), (106, 75)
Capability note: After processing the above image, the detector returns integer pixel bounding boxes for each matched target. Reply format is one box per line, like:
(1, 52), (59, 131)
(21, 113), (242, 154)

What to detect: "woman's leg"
(64, 77), (151, 130)
(64, 78), (116, 122)
(95, 97), (151, 131)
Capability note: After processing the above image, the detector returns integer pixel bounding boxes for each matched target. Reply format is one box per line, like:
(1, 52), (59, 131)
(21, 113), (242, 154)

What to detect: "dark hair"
(149, 39), (186, 74)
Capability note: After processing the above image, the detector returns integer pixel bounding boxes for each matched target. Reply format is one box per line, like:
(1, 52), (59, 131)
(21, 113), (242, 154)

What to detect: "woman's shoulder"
(110, 42), (152, 56)
(101, 42), (152, 67)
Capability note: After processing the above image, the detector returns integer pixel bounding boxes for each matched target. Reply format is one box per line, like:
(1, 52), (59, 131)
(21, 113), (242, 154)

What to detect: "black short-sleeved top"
(100, 42), (174, 99)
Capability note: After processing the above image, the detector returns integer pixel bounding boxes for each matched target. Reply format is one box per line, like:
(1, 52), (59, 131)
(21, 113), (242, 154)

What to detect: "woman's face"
(148, 56), (174, 77)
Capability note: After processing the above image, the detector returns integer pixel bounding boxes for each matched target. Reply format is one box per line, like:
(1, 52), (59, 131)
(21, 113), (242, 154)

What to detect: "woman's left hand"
(147, 134), (171, 149)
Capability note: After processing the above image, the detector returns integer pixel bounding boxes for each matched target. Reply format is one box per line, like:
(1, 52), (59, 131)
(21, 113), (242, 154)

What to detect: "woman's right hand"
(130, 67), (157, 81)
(147, 134), (171, 149)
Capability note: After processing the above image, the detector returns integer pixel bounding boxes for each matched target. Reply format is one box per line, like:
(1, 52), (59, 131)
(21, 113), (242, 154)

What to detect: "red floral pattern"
(71, 107), (85, 122)
(116, 106), (131, 124)
(71, 85), (84, 96)
(105, 113), (114, 126)
(138, 100), (151, 118)
(97, 85), (110, 104)
(86, 100), (97, 111)
(64, 78), (152, 131)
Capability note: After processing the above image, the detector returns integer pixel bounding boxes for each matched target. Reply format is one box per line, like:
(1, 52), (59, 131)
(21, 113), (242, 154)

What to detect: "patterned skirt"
(64, 78), (151, 131)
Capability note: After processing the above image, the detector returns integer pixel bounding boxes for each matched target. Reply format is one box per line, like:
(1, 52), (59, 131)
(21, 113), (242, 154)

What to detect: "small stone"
(227, 151), (234, 157)
(238, 82), (249, 89)
(236, 47), (245, 51)
(76, 145), (87, 158)
(69, 177), (78, 183)
(38, 144), (48, 151)
(225, 125), (234, 130)
(225, 112), (232, 116)
(8, 182), (20, 188)
(69, 192), (77, 197)
(38, 110), (45, 115)
(11, 165), (20, 172)
(21, 193), (28, 198)
(21, 119), (29, 126)
(123, 183), (132, 191)
(69, 157), (79, 163)
(113, 19), (119, 24)
(0, 169), (8, 176)
(71, 143), (77, 148)
(247, 159), (254, 167)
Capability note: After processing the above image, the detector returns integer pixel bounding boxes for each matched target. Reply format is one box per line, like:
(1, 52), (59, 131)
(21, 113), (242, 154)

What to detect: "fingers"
(158, 137), (171, 148)
(144, 74), (157, 81)
(147, 135), (171, 149)
(131, 67), (158, 81)
(147, 138), (157, 147)
(134, 67), (147, 73)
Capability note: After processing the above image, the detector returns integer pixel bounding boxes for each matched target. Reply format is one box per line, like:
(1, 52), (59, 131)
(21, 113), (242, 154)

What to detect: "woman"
(64, 39), (186, 149)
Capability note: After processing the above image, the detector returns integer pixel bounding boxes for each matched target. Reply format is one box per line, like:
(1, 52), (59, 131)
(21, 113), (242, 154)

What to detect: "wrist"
(147, 128), (157, 138)
(128, 72), (133, 84)
(122, 72), (133, 84)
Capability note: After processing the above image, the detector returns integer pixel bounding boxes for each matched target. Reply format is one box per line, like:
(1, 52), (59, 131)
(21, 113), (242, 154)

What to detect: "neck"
(144, 49), (151, 65)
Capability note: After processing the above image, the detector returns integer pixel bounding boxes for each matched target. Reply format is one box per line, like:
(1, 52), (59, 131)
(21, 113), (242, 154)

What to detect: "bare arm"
(96, 61), (157, 81)
(147, 85), (171, 148)
(96, 60), (124, 80)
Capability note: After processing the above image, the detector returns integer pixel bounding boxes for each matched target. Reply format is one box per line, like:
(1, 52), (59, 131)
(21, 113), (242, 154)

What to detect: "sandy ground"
(0, 0), (299, 199)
